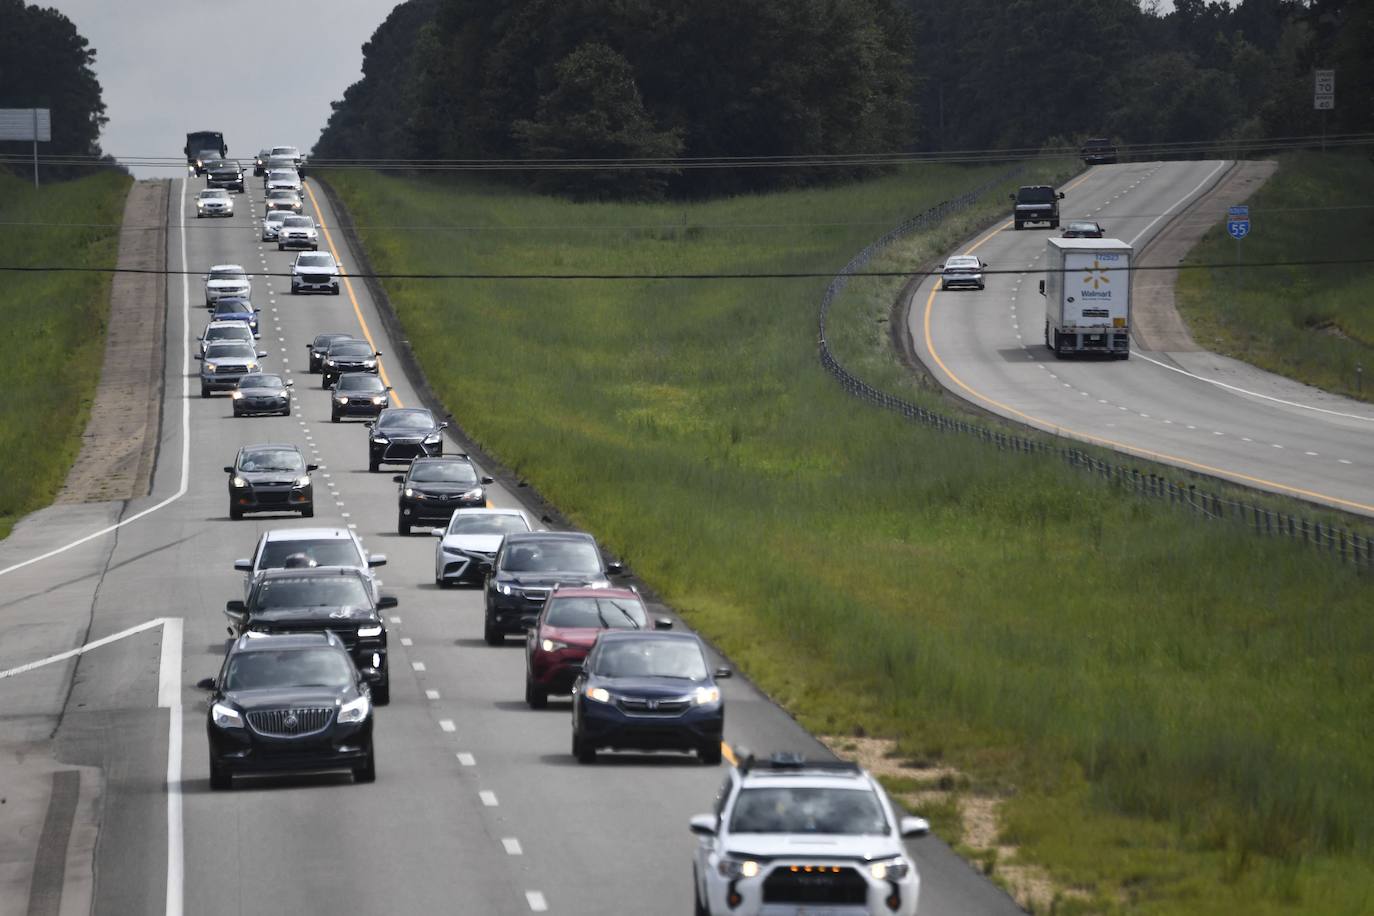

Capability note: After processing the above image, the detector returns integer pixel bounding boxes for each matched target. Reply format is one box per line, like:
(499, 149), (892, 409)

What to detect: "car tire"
(232, 408), (242, 418)
(209, 758), (232, 790)
(368, 458), (379, 473)
(300, 504), (314, 518)
(330, 412), (340, 423)
(398, 515), (411, 537)
(200, 385), (210, 399)
(699, 742), (723, 766)
(940, 281), (947, 291)
(277, 243), (284, 251)
(484, 618), (503, 646)
(525, 677), (548, 710)
(331, 286), (340, 296)
(573, 731), (596, 764)
(1051, 220), (1060, 229)
(373, 678), (390, 706)
(354, 741), (377, 783)
(1013, 220), (1022, 230)
(229, 505), (243, 520)
(978, 282), (985, 290)
(693, 870), (709, 916)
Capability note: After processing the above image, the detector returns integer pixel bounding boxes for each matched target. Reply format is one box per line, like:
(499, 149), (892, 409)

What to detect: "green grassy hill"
(325, 165), (1374, 914)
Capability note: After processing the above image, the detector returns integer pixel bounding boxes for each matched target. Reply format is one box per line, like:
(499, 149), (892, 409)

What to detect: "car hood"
(441, 534), (505, 553)
(248, 606), (380, 626)
(539, 625), (604, 647)
(207, 279), (248, 290)
(223, 685), (356, 711)
(373, 427), (435, 439)
(408, 482), (480, 496)
(722, 834), (903, 862)
(239, 469), (300, 484)
(237, 386), (285, 397)
(596, 675), (708, 697)
(295, 267), (337, 276)
(498, 573), (605, 588)
(205, 355), (255, 366)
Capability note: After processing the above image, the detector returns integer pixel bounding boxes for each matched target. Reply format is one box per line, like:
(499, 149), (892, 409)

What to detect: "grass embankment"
(325, 166), (1374, 914)
(1176, 151), (1374, 401)
(0, 170), (131, 540)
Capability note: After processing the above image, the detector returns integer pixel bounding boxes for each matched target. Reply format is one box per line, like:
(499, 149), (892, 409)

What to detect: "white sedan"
(937, 254), (987, 291)
(195, 188), (234, 218)
(203, 264), (251, 306)
(432, 508), (535, 587)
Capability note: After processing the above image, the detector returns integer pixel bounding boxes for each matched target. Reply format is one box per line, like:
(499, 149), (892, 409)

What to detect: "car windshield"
(260, 538), (365, 570)
(946, 257), (978, 268)
(501, 539), (601, 573)
(200, 190), (228, 199)
(238, 448), (302, 471)
(255, 576), (371, 609)
(265, 212), (288, 223)
(239, 374), (284, 390)
(196, 149), (219, 160)
(378, 411), (434, 431)
(206, 325), (250, 341)
(593, 638), (706, 678)
(224, 648), (354, 691)
(410, 462), (477, 484)
(270, 170), (295, 179)
(214, 301), (251, 315)
(268, 191), (295, 200)
(546, 597), (647, 630)
(272, 147), (299, 157)
(206, 343), (254, 359)
(1068, 222), (1099, 232)
(447, 513), (529, 536)
(297, 254), (334, 268)
(1018, 187), (1056, 203)
(315, 334), (354, 348)
(283, 217), (313, 228)
(330, 344), (372, 359)
(729, 787), (890, 835)
(335, 375), (383, 392)
(210, 269), (245, 281)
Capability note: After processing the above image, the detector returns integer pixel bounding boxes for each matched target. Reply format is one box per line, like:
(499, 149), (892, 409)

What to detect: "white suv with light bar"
(689, 753), (928, 915)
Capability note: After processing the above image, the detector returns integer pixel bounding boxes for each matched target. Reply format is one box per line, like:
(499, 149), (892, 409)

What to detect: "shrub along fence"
(817, 167), (1374, 570)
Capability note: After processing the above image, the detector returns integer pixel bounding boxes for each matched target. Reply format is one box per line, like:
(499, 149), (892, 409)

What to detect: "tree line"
(314, 0), (1371, 199)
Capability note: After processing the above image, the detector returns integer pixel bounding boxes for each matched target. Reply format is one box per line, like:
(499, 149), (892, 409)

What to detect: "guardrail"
(816, 168), (1374, 571)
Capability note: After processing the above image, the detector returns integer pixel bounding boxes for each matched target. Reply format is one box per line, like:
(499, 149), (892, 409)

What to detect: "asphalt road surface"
(0, 176), (1024, 915)
(909, 160), (1374, 518)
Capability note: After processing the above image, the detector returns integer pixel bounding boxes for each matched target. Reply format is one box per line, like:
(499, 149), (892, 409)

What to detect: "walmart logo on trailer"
(1081, 258), (1114, 291)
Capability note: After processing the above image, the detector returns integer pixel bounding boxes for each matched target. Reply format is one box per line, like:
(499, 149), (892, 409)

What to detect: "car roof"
(379, 407), (431, 418)
(410, 455), (471, 467)
(595, 629), (699, 645)
(504, 530), (593, 545)
(256, 566), (368, 582)
(206, 320), (250, 329)
(231, 631), (339, 653)
(550, 586), (640, 601)
(240, 443), (301, 454)
(261, 528), (358, 542)
(210, 263), (245, 271)
(946, 255), (979, 262)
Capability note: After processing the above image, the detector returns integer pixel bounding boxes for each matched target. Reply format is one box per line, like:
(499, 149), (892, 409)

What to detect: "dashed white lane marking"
(502, 838), (523, 856)
(1339, 459), (1353, 464)
(411, 661), (426, 672)
(1242, 437), (1253, 442)
(425, 689), (439, 700)
(1306, 451), (1319, 456)
(400, 637), (413, 647)
(347, 523), (357, 530)
(456, 752), (476, 766)
(525, 891), (548, 912)
(1272, 443), (1284, 449)
(479, 790), (499, 807)
(389, 616), (401, 624)
(439, 719), (456, 733)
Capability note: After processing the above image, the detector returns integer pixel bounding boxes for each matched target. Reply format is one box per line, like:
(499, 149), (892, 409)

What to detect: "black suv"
(224, 566), (396, 704)
(1010, 185), (1065, 230)
(225, 443), (315, 519)
(306, 332), (361, 373)
(367, 408), (445, 472)
(395, 456), (493, 535)
(198, 631), (376, 788)
(321, 341), (380, 389)
(484, 531), (623, 645)
(205, 159), (245, 192)
(1080, 137), (1118, 165)
(331, 373), (391, 422)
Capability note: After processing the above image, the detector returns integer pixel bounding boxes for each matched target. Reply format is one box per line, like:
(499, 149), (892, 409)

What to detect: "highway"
(0, 176), (1023, 914)
(908, 160), (1374, 518)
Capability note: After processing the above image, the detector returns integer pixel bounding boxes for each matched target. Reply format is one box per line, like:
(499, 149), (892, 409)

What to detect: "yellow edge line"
(303, 180), (404, 408)
(921, 173), (1374, 515)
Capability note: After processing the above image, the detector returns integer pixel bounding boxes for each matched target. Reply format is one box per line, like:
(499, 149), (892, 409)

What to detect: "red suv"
(524, 586), (670, 708)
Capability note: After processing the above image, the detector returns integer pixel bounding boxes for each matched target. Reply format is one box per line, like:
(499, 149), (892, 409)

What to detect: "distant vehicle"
(269, 145), (306, 176)
(198, 320), (256, 355)
(204, 159), (245, 193)
(198, 631), (375, 789)
(265, 168), (302, 194)
(307, 332), (361, 373)
(263, 156), (297, 180)
(291, 251), (341, 295)
(524, 585), (668, 708)
(265, 189), (303, 214)
(195, 188), (233, 218)
(367, 407), (443, 473)
(571, 630), (728, 764)
(204, 264), (251, 306)
(253, 149), (271, 176)
(432, 508), (535, 588)
(224, 566), (395, 703)
(231, 373), (293, 418)
(330, 373), (391, 422)
(196, 341), (265, 398)
(185, 130), (227, 169)
(1041, 237), (1133, 359)
(937, 254), (988, 291)
(1061, 219), (1105, 238)
(393, 455), (493, 535)
(1081, 137), (1118, 165)
(320, 340), (380, 389)
(224, 443), (314, 517)
(483, 531), (623, 644)
(210, 297), (258, 334)
(261, 209), (291, 241)
(277, 214), (318, 251)
(1010, 185), (1064, 230)
(689, 754), (929, 915)
(232, 527), (386, 601)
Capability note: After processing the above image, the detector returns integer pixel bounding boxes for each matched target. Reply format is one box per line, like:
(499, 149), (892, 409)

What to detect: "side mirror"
(223, 466), (234, 474)
(194, 354), (204, 360)
(653, 617), (674, 630)
(257, 350), (268, 358)
(606, 561), (624, 576)
(935, 264), (944, 271)
(196, 335), (205, 341)
(714, 667), (732, 679)
(688, 814), (717, 837)
(285, 379), (294, 387)
(480, 476), (494, 485)
(438, 421), (449, 430)
(364, 421), (374, 429)
(225, 599), (246, 613)
(196, 677), (216, 691)
(392, 475), (405, 483)
(306, 463), (319, 472)
(431, 528), (446, 537)
(367, 554), (387, 568)
(377, 595), (399, 610)
(1007, 193), (1015, 201)
(1058, 192), (1066, 199)
(900, 816), (930, 838)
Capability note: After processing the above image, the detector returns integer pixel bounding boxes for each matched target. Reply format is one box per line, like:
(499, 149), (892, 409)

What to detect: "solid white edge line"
(0, 177), (192, 579)
(160, 617), (184, 916)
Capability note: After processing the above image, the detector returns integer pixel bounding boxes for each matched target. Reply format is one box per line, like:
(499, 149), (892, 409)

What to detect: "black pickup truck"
(1080, 137), (1119, 165)
(1010, 185), (1065, 230)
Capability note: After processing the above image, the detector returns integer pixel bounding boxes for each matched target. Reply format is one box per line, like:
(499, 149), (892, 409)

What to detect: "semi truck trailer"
(1041, 237), (1133, 359)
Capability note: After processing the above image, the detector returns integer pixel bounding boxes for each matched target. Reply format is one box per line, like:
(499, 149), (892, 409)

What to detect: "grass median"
(1176, 150), (1374, 401)
(0, 169), (131, 540)
(325, 165), (1374, 914)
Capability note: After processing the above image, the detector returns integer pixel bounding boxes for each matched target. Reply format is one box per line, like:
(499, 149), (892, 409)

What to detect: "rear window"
(545, 596), (647, 630)
(260, 538), (365, 570)
(1018, 187), (1056, 203)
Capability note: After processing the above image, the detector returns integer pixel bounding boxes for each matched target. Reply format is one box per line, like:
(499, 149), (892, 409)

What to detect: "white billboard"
(0, 108), (52, 142)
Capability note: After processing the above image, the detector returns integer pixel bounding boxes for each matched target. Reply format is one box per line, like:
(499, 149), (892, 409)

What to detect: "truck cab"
(185, 130), (227, 167)
(1010, 185), (1064, 230)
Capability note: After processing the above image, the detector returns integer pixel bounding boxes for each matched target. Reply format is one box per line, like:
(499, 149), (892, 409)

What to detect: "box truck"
(1041, 238), (1133, 359)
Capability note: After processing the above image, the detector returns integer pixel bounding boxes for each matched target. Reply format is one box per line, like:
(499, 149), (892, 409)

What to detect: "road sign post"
(1314, 69), (1335, 151)
(0, 108), (52, 188)
(1227, 205), (1250, 292)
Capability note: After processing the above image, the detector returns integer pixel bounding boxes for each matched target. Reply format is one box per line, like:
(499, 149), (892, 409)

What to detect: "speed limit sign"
(1314, 69), (1335, 110)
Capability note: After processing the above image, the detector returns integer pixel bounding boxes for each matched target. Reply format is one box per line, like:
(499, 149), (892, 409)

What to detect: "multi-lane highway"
(909, 160), (1374, 517)
(0, 176), (1024, 914)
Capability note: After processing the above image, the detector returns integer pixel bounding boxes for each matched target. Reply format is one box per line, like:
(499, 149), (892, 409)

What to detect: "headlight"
(424, 433), (442, 444)
(371, 395), (385, 405)
(371, 436), (388, 444)
(337, 694), (371, 724)
(294, 476), (311, 487)
(460, 487), (484, 501)
(870, 858), (910, 881)
(496, 582), (514, 596)
(230, 390), (243, 399)
(246, 363), (258, 372)
(356, 625), (383, 638)
(718, 858), (761, 879)
(403, 487), (414, 497)
(336, 396), (348, 404)
(204, 363), (217, 373)
(584, 686), (611, 704)
(693, 686), (721, 705)
(541, 638), (569, 652)
(363, 360), (376, 368)
(326, 359), (335, 367)
(211, 703), (243, 729)
(231, 476), (247, 488)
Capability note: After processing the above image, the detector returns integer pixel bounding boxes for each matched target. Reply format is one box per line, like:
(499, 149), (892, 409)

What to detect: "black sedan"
(231, 373), (292, 417)
(198, 632), (376, 789)
(571, 631), (729, 764)
(1062, 220), (1106, 238)
(367, 408), (445, 473)
(225, 443), (315, 519)
(330, 373), (391, 422)
(205, 159), (245, 192)
(306, 332), (360, 374)
(321, 341), (381, 388)
(394, 455), (493, 535)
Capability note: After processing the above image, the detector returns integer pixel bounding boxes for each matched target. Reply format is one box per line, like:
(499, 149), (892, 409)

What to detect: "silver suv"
(233, 527), (386, 600)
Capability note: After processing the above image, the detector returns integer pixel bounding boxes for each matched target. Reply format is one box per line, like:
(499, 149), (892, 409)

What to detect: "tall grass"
(325, 166), (1374, 912)
(1176, 151), (1374, 401)
(0, 170), (131, 540)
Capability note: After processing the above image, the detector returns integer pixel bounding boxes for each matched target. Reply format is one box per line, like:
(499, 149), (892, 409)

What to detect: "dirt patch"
(56, 179), (168, 504)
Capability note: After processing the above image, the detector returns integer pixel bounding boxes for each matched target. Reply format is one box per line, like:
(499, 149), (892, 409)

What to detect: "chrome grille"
(246, 707), (334, 737)
(617, 696), (690, 716)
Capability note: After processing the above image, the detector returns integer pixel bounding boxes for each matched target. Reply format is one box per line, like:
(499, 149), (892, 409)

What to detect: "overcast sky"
(46, 0), (397, 177)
